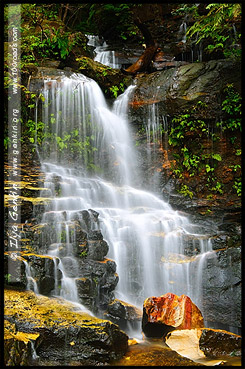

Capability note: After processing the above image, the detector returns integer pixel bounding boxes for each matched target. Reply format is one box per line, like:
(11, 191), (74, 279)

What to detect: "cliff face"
(126, 58), (241, 332)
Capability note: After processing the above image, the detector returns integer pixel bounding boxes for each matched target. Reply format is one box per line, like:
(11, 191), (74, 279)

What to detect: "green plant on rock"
(4, 274), (12, 283)
(233, 179), (241, 197)
(216, 84), (241, 132)
(185, 4), (241, 59)
(168, 103), (209, 147)
(230, 164), (241, 172)
(26, 119), (45, 146)
(109, 83), (125, 98)
(181, 147), (200, 171)
(79, 250), (88, 258)
(210, 181), (223, 195)
(59, 230), (67, 243)
(205, 164), (214, 174)
(167, 100), (236, 199)
(179, 184), (193, 199)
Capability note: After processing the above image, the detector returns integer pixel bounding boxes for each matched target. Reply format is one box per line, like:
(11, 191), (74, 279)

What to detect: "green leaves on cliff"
(185, 3), (241, 59)
(85, 4), (139, 41)
(216, 84), (241, 132)
(168, 88), (241, 198)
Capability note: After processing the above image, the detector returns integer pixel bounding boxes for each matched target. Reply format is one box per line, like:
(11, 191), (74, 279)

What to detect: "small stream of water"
(86, 34), (120, 69)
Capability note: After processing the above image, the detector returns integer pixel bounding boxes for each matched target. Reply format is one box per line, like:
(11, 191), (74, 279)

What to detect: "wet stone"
(105, 299), (142, 330)
(142, 293), (204, 339)
(87, 239), (109, 261)
(88, 230), (104, 240)
(199, 328), (241, 358)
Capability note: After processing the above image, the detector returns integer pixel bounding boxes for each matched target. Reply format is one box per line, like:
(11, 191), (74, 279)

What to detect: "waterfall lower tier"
(38, 161), (214, 311)
(31, 71), (215, 318)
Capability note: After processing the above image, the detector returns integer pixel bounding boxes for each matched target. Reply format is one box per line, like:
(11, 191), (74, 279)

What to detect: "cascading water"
(86, 34), (120, 69)
(33, 70), (215, 323)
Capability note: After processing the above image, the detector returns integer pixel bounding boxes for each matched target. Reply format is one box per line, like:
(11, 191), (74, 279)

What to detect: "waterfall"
(178, 21), (187, 43)
(23, 260), (39, 294)
(86, 34), (120, 69)
(33, 70), (215, 316)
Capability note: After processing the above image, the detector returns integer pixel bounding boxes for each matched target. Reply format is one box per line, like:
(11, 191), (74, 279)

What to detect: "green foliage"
(233, 179), (241, 197)
(211, 153), (221, 161)
(79, 250), (88, 258)
(210, 181), (223, 195)
(185, 3), (241, 59)
(167, 100), (237, 198)
(17, 4), (88, 65)
(168, 101), (209, 147)
(59, 230), (67, 242)
(26, 119), (45, 146)
(216, 84), (241, 132)
(85, 4), (139, 41)
(4, 137), (10, 150)
(4, 274), (12, 283)
(21, 26), (83, 64)
(109, 83), (125, 98)
(230, 164), (241, 173)
(205, 164), (214, 174)
(179, 184), (193, 199)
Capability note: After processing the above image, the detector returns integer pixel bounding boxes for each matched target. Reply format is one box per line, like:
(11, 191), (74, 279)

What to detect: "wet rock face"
(4, 319), (37, 366)
(104, 299), (142, 331)
(37, 202), (118, 313)
(202, 246), (241, 330)
(76, 258), (119, 312)
(4, 192), (119, 315)
(129, 59), (241, 122)
(142, 293), (204, 338)
(26, 254), (62, 295)
(4, 254), (27, 289)
(4, 290), (128, 366)
(199, 328), (241, 358)
(4, 253), (62, 295)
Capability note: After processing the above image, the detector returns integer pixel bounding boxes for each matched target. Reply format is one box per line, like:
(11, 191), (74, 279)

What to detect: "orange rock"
(142, 293), (204, 338)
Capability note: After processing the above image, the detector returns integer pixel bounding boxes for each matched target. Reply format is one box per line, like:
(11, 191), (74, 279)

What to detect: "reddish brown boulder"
(142, 292), (204, 338)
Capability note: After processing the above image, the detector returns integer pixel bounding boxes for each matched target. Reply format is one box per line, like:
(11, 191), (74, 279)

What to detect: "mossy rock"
(4, 289), (128, 366)
(76, 56), (132, 97)
(4, 319), (40, 366)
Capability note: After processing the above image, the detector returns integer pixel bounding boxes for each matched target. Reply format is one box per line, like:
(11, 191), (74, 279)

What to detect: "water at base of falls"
(32, 70), (215, 318)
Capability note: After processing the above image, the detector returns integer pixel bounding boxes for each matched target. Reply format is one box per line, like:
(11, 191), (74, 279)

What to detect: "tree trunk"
(122, 45), (158, 75)
(121, 17), (158, 75)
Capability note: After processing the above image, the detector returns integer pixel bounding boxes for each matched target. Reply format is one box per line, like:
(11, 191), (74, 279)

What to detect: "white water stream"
(32, 71), (215, 316)
(86, 34), (120, 69)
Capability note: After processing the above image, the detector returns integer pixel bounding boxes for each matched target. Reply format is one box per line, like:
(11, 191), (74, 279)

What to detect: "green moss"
(4, 289), (115, 330)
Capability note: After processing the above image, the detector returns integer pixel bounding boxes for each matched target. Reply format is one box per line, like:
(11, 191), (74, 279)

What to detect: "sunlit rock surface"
(165, 328), (242, 366)
(142, 293), (204, 338)
(4, 289), (128, 366)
